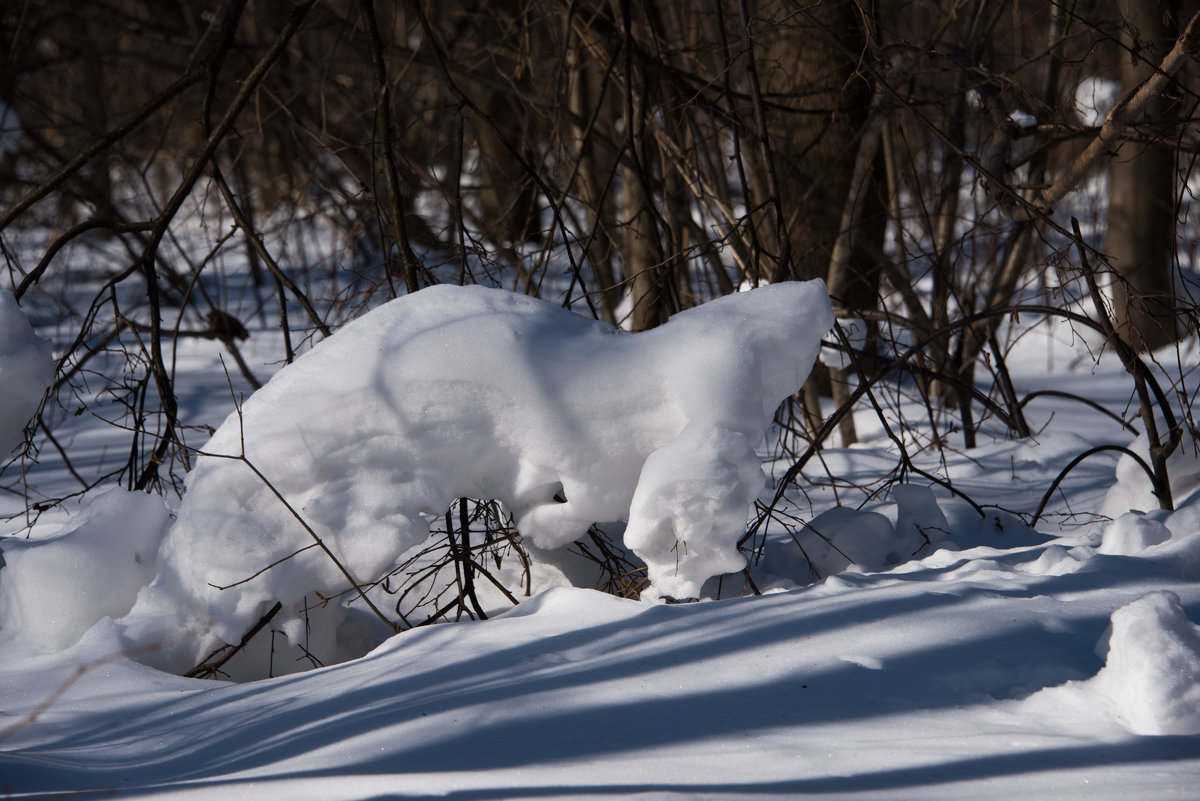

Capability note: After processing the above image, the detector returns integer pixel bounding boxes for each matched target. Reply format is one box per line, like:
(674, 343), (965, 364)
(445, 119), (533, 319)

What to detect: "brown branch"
(360, 0), (421, 295)
(184, 601), (283, 679)
(1027, 9), (1200, 215)
(0, 70), (203, 233)
(134, 0), (319, 490)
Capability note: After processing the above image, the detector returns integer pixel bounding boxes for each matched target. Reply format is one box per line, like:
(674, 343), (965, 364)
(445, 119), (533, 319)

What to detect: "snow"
(1098, 511), (1171, 555)
(117, 281), (832, 674)
(3, 274), (1200, 798)
(0, 289), (53, 456)
(1102, 432), (1200, 517)
(1074, 77), (1119, 128)
(1093, 592), (1200, 736)
(0, 489), (168, 653)
(0, 99), (20, 158)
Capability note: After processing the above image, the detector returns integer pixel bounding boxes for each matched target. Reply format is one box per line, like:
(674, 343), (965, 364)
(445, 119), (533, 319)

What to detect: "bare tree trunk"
(752, 0), (867, 283)
(1108, 0), (1181, 352)
(623, 140), (669, 331)
(568, 38), (622, 324)
(617, 0), (671, 332)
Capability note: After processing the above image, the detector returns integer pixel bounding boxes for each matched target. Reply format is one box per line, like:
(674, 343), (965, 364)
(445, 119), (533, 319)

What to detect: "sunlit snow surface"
(3, 282), (1200, 798)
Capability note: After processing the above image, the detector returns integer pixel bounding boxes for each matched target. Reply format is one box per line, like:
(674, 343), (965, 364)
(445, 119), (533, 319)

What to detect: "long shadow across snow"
(0, 574), (1141, 796)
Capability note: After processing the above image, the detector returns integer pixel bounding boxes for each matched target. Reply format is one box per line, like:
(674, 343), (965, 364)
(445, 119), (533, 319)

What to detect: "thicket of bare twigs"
(3, 0), (1200, 651)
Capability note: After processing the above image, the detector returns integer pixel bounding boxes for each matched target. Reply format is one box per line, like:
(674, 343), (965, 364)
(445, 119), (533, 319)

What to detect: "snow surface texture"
(0, 289), (53, 455)
(120, 281), (833, 671)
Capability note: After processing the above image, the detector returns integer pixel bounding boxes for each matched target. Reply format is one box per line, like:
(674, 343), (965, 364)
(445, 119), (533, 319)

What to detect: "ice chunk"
(121, 281), (832, 670)
(1093, 592), (1200, 735)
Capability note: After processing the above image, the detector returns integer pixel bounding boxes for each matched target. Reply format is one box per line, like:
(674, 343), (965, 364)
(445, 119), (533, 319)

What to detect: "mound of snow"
(1098, 511), (1172, 555)
(793, 506), (899, 575)
(750, 486), (950, 588)
(1092, 592), (1200, 735)
(0, 290), (53, 455)
(892, 483), (951, 548)
(1102, 433), (1200, 518)
(0, 489), (169, 653)
(120, 281), (832, 673)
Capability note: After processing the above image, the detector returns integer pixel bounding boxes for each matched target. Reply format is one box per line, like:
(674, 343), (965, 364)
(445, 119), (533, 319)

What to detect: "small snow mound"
(892, 484), (950, 550)
(1098, 511), (1172, 555)
(799, 507), (899, 574)
(0, 489), (169, 652)
(1102, 433), (1200, 519)
(497, 586), (641, 624)
(752, 506), (899, 589)
(0, 290), (54, 455)
(1094, 592), (1200, 735)
(1023, 543), (1089, 576)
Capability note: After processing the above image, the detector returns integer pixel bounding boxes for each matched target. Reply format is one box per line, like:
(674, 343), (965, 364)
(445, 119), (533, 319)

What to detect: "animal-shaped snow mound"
(122, 281), (832, 669)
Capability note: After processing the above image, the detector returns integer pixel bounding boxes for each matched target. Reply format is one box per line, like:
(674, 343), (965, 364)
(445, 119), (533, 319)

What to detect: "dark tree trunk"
(1108, 0), (1181, 352)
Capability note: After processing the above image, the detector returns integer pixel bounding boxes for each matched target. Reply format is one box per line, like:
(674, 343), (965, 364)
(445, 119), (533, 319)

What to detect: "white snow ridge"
(118, 280), (833, 673)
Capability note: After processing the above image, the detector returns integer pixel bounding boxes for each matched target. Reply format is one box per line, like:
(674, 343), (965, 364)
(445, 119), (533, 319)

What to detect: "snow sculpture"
(122, 281), (832, 669)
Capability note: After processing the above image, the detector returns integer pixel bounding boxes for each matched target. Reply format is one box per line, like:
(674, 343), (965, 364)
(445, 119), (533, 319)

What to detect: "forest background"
(2, 0), (1199, 612)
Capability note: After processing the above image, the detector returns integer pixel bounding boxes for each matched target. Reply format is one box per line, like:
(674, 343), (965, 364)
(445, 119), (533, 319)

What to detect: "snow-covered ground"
(2, 263), (1200, 798)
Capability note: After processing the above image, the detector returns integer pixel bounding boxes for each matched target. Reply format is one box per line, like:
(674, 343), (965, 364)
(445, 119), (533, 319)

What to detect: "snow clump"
(1102, 432), (1200, 518)
(0, 489), (169, 653)
(0, 289), (53, 455)
(120, 281), (833, 672)
(1098, 511), (1172, 556)
(1091, 591), (1200, 735)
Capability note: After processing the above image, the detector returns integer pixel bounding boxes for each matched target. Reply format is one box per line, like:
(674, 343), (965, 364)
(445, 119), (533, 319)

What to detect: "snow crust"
(0, 289), (53, 455)
(120, 281), (832, 669)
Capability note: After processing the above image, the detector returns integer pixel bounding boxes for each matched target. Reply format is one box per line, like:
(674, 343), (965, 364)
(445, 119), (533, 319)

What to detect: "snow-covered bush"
(119, 281), (833, 674)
